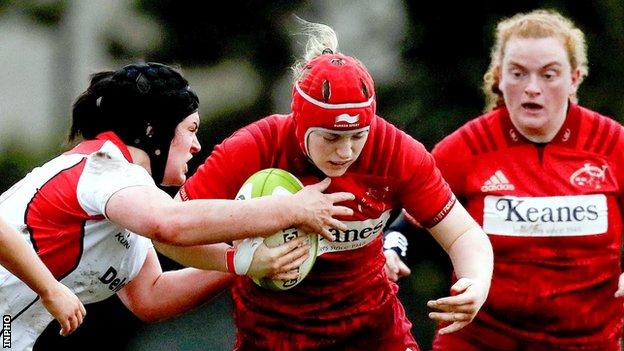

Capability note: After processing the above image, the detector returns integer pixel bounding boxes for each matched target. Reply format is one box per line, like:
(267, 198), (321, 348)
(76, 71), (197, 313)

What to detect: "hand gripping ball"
(235, 168), (319, 290)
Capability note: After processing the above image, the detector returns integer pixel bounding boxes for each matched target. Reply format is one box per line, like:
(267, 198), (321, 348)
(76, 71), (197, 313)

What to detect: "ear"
(494, 65), (503, 93)
(569, 67), (581, 95)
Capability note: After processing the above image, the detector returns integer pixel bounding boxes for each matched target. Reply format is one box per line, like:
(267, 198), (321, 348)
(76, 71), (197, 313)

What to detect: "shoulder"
(433, 109), (503, 162)
(365, 117), (428, 169)
(575, 105), (624, 157)
(233, 114), (292, 138)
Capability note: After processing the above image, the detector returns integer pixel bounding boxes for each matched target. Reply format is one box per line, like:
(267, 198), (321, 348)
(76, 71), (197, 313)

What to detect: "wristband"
(232, 237), (264, 275)
(383, 231), (408, 257)
(225, 247), (236, 274)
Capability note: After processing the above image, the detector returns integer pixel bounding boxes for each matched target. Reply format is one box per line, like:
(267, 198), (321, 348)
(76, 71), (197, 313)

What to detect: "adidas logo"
(481, 170), (515, 192)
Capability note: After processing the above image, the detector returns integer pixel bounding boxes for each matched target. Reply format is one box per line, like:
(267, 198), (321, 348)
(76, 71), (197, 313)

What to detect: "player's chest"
(465, 146), (619, 197)
(299, 173), (397, 219)
(463, 146), (621, 239)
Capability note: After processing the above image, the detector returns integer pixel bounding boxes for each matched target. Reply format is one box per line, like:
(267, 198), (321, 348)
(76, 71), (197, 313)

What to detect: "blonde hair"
(291, 18), (339, 83)
(483, 9), (588, 111)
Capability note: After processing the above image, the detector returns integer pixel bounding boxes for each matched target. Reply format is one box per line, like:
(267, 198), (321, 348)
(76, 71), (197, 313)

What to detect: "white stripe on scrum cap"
(303, 126), (370, 156)
(295, 83), (374, 109)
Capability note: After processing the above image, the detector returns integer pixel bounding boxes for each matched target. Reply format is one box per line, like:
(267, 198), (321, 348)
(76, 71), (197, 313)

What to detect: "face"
(307, 129), (369, 177)
(498, 36), (580, 142)
(162, 112), (201, 186)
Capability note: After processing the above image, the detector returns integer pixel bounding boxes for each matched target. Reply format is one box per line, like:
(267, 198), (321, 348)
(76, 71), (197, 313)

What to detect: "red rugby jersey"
(433, 103), (624, 345)
(182, 114), (454, 340)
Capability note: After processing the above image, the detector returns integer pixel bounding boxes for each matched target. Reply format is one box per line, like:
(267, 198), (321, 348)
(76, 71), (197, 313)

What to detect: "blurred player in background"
(177, 20), (493, 351)
(386, 9), (624, 351)
(0, 62), (353, 350)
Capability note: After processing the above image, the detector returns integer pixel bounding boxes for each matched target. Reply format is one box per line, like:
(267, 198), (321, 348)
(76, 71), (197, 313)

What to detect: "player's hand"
(247, 236), (310, 280)
(291, 178), (354, 241)
(384, 249), (411, 282)
(40, 282), (86, 336)
(426, 277), (487, 334)
(614, 272), (624, 297)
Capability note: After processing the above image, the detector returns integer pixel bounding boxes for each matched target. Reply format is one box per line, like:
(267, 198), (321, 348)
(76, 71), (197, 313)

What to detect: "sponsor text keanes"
(495, 198), (599, 223)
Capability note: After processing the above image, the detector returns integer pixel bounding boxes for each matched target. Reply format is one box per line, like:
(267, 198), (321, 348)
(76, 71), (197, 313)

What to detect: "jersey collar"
(95, 131), (134, 162)
(499, 102), (582, 148)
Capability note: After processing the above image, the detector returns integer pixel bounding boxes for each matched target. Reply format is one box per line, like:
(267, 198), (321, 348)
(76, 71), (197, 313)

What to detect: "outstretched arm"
(154, 236), (311, 281)
(117, 248), (233, 322)
(106, 178), (354, 246)
(0, 217), (86, 336)
(425, 202), (493, 334)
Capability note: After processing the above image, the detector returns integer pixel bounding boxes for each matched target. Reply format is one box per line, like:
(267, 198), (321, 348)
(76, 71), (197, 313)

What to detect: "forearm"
(107, 186), (296, 246)
(154, 242), (229, 271)
(0, 219), (58, 298)
(159, 197), (295, 245)
(129, 268), (233, 322)
(447, 226), (493, 287)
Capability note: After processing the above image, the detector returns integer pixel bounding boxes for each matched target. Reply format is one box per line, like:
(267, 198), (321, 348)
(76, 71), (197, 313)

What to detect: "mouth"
(328, 160), (351, 167)
(521, 102), (544, 112)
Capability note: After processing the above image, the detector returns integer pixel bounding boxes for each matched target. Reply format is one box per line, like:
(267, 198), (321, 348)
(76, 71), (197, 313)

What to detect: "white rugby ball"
(235, 168), (318, 290)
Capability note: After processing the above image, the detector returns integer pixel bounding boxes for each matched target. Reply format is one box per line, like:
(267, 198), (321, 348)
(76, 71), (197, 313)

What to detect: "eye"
(351, 132), (367, 140)
(542, 70), (558, 80)
(510, 69), (525, 78)
(322, 134), (339, 142)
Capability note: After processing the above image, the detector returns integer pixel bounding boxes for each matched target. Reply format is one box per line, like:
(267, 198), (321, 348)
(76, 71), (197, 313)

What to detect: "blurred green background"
(0, 0), (622, 350)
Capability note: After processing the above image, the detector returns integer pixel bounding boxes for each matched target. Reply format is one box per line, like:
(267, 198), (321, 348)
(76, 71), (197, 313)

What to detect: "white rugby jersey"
(0, 132), (153, 350)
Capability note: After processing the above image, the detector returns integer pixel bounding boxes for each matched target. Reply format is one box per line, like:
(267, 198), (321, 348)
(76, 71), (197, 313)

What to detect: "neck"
(127, 146), (152, 175)
(516, 102), (569, 143)
(519, 127), (560, 143)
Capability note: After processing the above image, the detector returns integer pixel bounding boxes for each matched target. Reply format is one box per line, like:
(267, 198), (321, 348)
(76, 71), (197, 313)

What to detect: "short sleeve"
(400, 147), (455, 228)
(182, 117), (282, 201)
(77, 141), (154, 216)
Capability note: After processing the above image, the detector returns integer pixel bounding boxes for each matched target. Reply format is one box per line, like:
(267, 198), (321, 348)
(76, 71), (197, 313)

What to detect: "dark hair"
(70, 62), (199, 184)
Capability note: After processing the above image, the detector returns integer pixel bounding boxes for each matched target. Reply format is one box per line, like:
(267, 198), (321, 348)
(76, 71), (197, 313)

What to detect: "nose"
(191, 134), (201, 153)
(335, 138), (353, 159)
(524, 74), (541, 96)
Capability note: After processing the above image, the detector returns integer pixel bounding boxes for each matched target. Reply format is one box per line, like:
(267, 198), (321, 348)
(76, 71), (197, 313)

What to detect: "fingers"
(272, 246), (309, 272)
(438, 321), (469, 335)
(386, 267), (399, 282)
(331, 205), (354, 218)
(398, 262), (411, 277)
(326, 192), (355, 204)
(59, 311), (83, 336)
(307, 178), (331, 191)
(319, 228), (335, 241)
(429, 310), (473, 323)
(427, 293), (474, 308)
(616, 274), (624, 297)
(271, 236), (307, 256)
(80, 303), (87, 318)
(326, 218), (347, 232)
(450, 278), (473, 296)
(273, 269), (300, 281)
(59, 318), (71, 336)
(427, 300), (476, 314)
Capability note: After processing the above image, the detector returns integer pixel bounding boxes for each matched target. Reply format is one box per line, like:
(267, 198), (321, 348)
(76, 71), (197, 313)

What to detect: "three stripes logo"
(481, 170), (515, 192)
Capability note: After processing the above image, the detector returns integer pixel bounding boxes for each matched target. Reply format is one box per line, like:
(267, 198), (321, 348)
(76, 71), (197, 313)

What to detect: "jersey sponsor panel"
(318, 210), (391, 254)
(483, 194), (607, 236)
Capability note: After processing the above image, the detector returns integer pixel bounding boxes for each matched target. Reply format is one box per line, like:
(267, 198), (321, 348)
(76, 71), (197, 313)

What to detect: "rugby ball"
(235, 168), (318, 290)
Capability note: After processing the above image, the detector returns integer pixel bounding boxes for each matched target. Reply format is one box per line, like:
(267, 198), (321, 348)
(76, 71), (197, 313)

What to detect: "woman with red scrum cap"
(0, 62), (353, 350)
(176, 21), (493, 351)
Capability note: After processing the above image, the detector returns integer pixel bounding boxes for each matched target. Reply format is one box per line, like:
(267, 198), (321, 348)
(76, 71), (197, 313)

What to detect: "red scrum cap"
(291, 52), (376, 156)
